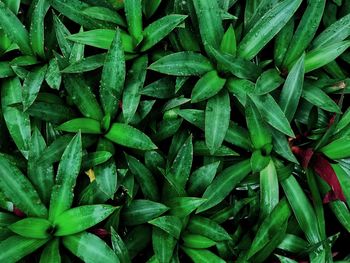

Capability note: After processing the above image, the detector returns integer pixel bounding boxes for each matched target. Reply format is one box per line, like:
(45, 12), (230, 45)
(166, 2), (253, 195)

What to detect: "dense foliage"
(1, 0), (350, 262)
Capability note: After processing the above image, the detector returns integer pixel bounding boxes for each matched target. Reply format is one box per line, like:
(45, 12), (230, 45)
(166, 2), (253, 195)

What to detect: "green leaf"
(304, 41), (350, 72)
(279, 54), (305, 121)
(191, 70), (226, 103)
(0, 235), (48, 263)
(259, 160), (279, 219)
(28, 127), (54, 205)
(182, 247), (225, 263)
(312, 13), (350, 48)
(182, 234), (216, 249)
(141, 14), (187, 51)
(57, 118), (102, 134)
(0, 2), (33, 55)
(54, 205), (116, 236)
(302, 84), (341, 113)
(167, 197), (206, 217)
(255, 69), (284, 95)
(148, 216), (182, 239)
(82, 6), (126, 26)
(220, 25), (237, 56)
(105, 123), (157, 150)
(152, 227), (177, 263)
(67, 29), (134, 52)
(39, 239), (61, 263)
(149, 52), (214, 76)
(100, 28), (125, 118)
(45, 58), (62, 90)
(320, 137), (350, 159)
(61, 53), (106, 73)
(30, 0), (50, 58)
(251, 94), (295, 138)
(49, 133), (82, 220)
(111, 227), (131, 263)
(22, 65), (48, 111)
(245, 97), (272, 150)
(238, 0), (302, 60)
(0, 156), (47, 217)
(186, 216), (231, 242)
(205, 90), (231, 155)
(1, 77), (31, 158)
(121, 199), (169, 226)
(193, 0), (224, 56)
(125, 154), (159, 201)
(9, 218), (52, 239)
(124, 0), (143, 44)
(282, 0), (326, 68)
(281, 175), (322, 244)
(187, 161), (220, 196)
(122, 55), (148, 123)
(197, 159), (251, 213)
(63, 232), (120, 263)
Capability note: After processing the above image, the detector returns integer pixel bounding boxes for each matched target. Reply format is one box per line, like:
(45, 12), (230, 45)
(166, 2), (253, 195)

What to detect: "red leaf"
(313, 154), (346, 203)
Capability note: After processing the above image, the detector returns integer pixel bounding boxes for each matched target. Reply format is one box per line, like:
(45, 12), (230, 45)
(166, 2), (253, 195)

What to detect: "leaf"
(193, 0), (224, 56)
(121, 199), (169, 226)
(281, 175), (322, 244)
(259, 160), (279, 219)
(63, 232), (120, 263)
(220, 25), (237, 56)
(312, 13), (350, 48)
(245, 97), (272, 150)
(22, 65), (48, 111)
(304, 41), (350, 72)
(167, 197), (206, 217)
(182, 234), (216, 249)
(250, 94), (295, 138)
(100, 28), (125, 118)
(279, 54), (305, 121)
(238, 0), (302, 60)
(152, 228), (177, 263)
(205, 90), (231, 155)
(0, 156), (47, 217)
(125, 153), (159, 201)
(148, 216), (182, 239)
(182, 247), (225, 263)
(149, 52), (214, 76)
(187, 161), (220, 196)
(111, 227), (131, 263)
(57, 118), (102, 134)
(49, 132), (82, 220)
(320, 137), (350, 159)
(45, 58), (62, 90)
(105, 123), (157, 150)
(168, 135), (193, 190)
(82, 6), (126, 26)
(28, 127), (54, 205)
(67, 29), (134, 52)
(282, 0), (326, 68)
(9, 218), (52, 239)
(140, 77), (175, 99)
(61, 53), (106, 73)
(124, 225), (152, 259)
(255, 69), (284, 95)
(39, 239), (61, 263)
(30, 0), (50, 58)
(191, 70), (226, 103)
(0, 235), (48, 263)
(0, 2), (33, 55)
(122, 55), (148, 123)
(302, 84), (341, 113)
(54, 205), (116, 236)
(186, 216), (231, 242)
(141, 14), (187, 51)
(197, 159), (251, 213)
(1, 77), (31, 158)
(124, 0), (143, 44)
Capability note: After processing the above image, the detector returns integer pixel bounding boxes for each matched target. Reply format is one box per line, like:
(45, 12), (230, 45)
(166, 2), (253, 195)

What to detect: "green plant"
(1, 0), (350, 262)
